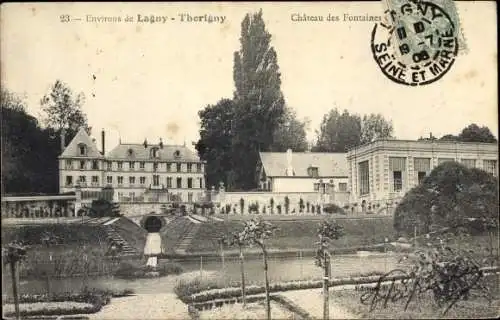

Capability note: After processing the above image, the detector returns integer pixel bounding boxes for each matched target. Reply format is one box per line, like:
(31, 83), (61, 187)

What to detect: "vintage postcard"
(1, 1), (498, 319)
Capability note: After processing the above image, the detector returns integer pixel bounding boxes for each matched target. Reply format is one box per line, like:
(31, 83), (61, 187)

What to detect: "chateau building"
(59, 128), (206, 204)
(346, 139), (498, 210)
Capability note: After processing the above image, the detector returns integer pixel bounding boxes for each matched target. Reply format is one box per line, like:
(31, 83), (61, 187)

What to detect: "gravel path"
(89, 293), (189, 320)
(281, 288), (359, 319)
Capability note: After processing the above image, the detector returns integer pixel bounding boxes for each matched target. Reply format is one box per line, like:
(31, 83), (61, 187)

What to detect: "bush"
(114, 260), (183, 279)
(394, 161), (499, 236)
(323, 204), (347, 215)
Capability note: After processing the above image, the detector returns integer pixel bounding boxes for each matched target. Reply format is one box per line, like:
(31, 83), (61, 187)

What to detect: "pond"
(3, 252), (408, 297)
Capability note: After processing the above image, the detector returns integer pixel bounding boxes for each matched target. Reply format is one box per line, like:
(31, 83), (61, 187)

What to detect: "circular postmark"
(371, 0), (459, 86)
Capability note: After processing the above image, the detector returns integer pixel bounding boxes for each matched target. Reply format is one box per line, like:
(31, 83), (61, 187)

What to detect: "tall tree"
(360, 113), (394, 145)
(231, 9), (286, 190)
(195, 99), (235, 189)
(313, 109), (362, 152)
(40, 80), (90, 140)
(1, 89), (59, 194)
(271, 106), (309, 152)
(458, 124), (497, 143)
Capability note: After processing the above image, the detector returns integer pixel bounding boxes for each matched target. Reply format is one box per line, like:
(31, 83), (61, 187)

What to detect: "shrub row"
(114, 260), (183, 279)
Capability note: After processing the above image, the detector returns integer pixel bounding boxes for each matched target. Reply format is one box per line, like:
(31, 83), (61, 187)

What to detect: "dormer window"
(78, 143), (87, 156)
(307, 166), (319, 178)
(174, 150), (181, 159)
(151, 147), (160, 159)
(127, 148), (134, 157)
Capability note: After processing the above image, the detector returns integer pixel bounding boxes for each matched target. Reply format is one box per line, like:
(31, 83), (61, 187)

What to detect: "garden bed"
(197, 300), (296, 320)
(113, 260), (183, 279)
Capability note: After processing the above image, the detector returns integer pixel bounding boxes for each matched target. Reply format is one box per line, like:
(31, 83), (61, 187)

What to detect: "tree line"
(1, 81), (89, 195)
(194, 9), (497, 191)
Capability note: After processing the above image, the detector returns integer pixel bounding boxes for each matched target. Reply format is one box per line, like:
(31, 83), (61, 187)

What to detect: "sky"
(1, 2), (497, 153)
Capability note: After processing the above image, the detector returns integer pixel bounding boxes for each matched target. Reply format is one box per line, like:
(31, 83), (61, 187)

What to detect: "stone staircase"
(103, 223), (138, 257)
(175, 222), (201, 254)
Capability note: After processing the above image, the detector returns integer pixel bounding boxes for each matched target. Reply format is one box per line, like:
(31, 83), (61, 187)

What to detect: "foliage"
(271, 106), (309, 152)
(195, 99), (235, 189)
(359, 231), (498, 316)
(284, 196), (290, 214)
(2, 241), (28, 265)
(315, 220), (345, 268)
(323, 203), (347, 215)
(458, 123), (497, 143)
(40, 80), (89, 134)
(1, 89), (60, 193)
(313, 108), (393, 152)
(231, 9), (286, 190)
(88, 199), (121, 218)
(394, 161), (499, 236)
(239, 198), (245, 214)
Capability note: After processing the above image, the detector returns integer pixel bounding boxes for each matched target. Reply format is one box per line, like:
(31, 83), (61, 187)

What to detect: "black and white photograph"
(1, 1), (498, 319)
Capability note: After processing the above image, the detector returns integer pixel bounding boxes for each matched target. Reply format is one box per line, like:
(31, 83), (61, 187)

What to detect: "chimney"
(60, 128), (66, 152)
(143, 139), (148, 148)
(101, 129), (105, 155)
(286, 148), (293, 176)
(159, 138), (164, 149)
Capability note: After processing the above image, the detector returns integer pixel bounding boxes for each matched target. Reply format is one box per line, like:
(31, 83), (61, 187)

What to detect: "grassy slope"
(186, 216), (395, 253)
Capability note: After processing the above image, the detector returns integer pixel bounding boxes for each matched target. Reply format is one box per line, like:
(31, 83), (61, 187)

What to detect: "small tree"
(222, 231), (249, 306)
(315, 220), (345, 320)
(2, 241), (28, 320)
(299, 198), (304, 213)
(307, 201), (310, 213)
(270, 198), (274, 214)
(240, 198), (245, 214)
(277, 204), (282, 214)
(284, 196), (290, 214)
(241, 218), (278, 320)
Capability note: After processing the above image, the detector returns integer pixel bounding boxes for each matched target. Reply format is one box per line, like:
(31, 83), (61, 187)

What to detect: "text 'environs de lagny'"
(85, 14), (226, 24)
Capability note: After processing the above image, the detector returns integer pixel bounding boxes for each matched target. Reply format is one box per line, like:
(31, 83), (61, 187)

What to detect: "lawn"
(186, 216), (395, 253)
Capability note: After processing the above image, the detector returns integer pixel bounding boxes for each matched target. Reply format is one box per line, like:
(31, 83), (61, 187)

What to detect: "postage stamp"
(371, 0), (466, 86)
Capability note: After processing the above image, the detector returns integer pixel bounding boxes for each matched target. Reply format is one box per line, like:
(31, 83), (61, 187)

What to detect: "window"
(199, 178), (203, 189)
(107, 176), (112, 184)
(129, 161), (135, 170)
(79, 176), (86, 184)
(153, 163), (158, 172)
(117, 161), (123, 170)
(187, 163), (192, 173)
(79, 160), (86, 170)
(187, 178), (193, 188)
(129, 192), (135, 201)
(358, 161), (370, 195)
(417, 171), (427, 184)
(166, 177), (172, 188)
(188, 192), (193, 203)
(414, 158), (430, 185)
(174, 150), (181, 158)
(78, 144), (87, 156)
(176, 177), (182, 188)
(127, 149), (134, 157)
(151, 147), (160, 158)
(307, 166), (319, 178)
(91, 176), (99, 186)
(129, 176), (136, 185)
(197, 163), (202, 172)
(117, 176), (123, 185)
(166, 163), (172, 172)
(176, 163), (182, 172)
(461, 159), (476, 168)
(153, 175), (160, 186)
(65, 176), (73, 186)
(65, 160), (73, 169)
(139, 162), (145, 170)
(483, 160), (497, 176)
(107, 161), (112, 170)
(140, 176), (146, 185)
(390, 157), (406, 192)
(92, 160), (99, 170)
(314, 183), (319, 192)
(338, 183), (347, 192)
(393, 171), (402, 191)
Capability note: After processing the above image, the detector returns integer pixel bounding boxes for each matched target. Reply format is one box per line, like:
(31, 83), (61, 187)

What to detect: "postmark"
(371, 0), (463, 86)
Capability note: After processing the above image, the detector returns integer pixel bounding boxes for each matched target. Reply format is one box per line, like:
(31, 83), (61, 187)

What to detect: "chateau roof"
(60, 127), (103, 158)
(106, 143), (201, 162)
(259, 152), (348, 178)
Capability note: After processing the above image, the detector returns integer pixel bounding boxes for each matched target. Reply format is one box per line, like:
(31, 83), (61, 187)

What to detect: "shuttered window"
(461, 159), (476, 168)
(358, 161), (370, 195)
